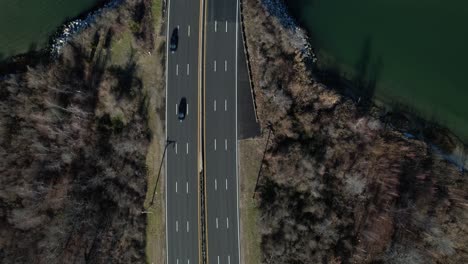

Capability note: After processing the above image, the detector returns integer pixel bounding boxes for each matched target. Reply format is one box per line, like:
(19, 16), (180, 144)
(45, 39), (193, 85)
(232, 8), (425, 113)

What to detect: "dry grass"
(109, 29), (133, 66)
(143, 0), (166, 263)
(142, 44), (166, 263)
(239, 137), (264, 264)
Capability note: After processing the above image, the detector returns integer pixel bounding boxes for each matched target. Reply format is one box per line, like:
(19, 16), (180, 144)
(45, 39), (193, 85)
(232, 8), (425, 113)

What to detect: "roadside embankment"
(241, 0), (468, 263)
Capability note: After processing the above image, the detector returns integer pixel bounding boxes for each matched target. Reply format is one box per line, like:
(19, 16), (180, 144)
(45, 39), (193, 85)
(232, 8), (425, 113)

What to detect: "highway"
(165, 0), (202, 262)
(204, 0), (241, 262)
(165, 0), (241, 262)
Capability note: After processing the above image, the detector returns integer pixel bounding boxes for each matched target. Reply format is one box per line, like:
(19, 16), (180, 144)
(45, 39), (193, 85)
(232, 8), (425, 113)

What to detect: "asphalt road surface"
(165, 0), (201, 262)
(204, 0), (241, 262)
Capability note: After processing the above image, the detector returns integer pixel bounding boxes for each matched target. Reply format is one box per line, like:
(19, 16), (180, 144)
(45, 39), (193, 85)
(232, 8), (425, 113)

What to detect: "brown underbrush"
(0, 0), (159, 263)
(243, 0), (468, 263)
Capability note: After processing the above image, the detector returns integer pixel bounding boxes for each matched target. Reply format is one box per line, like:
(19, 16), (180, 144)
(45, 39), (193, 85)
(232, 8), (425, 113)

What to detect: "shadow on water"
(315, 36), (384, 115)
(27, 42), (38, 53)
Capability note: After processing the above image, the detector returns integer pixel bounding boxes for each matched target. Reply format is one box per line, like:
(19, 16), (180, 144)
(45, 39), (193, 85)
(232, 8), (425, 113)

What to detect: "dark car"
(170, 27), (178, 53)
(178, 97), (187, 121)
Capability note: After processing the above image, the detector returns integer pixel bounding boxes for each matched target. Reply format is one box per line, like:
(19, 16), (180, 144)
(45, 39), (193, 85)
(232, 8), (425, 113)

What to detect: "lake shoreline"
(283, 0), (468, 144)
(0, 0), (113, 75)
(261, 0), (467, 169)
(0, 0), (466, 169)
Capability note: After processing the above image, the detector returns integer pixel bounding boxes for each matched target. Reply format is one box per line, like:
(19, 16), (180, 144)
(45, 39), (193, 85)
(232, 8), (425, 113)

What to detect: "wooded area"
(243, 0), (468, 263)
(0, 0), (156, 262)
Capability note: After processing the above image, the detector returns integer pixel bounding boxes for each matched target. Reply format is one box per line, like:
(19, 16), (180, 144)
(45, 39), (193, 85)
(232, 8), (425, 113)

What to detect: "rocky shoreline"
(0, 0), (120, 76)
(50, 0), (123, 56)
(257, 0), (467, 171)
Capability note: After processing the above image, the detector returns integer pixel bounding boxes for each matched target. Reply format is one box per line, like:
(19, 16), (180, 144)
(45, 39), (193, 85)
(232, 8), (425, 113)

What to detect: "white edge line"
(198, 0), (205, 260)
(165, 0), (171, 262)
(235, 0), (241, 261)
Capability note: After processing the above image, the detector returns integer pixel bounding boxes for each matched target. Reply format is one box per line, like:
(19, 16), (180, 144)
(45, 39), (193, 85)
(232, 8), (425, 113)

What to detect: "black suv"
(178, 97), (187, 121)
(170, 27), (178, 53)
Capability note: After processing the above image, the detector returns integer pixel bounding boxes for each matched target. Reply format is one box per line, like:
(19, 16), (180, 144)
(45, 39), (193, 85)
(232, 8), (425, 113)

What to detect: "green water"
(287, 0), (468, 141)
(0, 0), (99, 60)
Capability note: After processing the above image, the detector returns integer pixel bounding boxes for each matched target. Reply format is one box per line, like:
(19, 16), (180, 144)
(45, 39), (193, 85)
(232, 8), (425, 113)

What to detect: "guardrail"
(239, 0), (259, 122)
